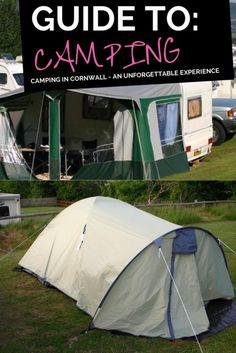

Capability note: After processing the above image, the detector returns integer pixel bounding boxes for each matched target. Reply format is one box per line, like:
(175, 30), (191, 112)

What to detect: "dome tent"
(19, 197), (235, 339)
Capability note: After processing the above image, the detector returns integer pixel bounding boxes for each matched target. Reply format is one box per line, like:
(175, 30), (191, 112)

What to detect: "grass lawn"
(164, 136), (236, 180)
(0, 208), (236, 353)
(21, 206), (64, 214)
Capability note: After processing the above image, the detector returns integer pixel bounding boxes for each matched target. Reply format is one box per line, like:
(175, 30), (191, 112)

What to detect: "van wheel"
(213, 121), (226, 146)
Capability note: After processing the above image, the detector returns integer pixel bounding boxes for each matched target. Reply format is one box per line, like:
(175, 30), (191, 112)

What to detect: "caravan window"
(0, 73), (7, 85)
(13, 73), (24, 86)
(188, 97), (202, 119)
(83, 95), (112, 120)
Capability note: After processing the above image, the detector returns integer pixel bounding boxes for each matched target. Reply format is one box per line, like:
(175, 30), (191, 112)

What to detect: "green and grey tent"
(0, 82), (213, 180)
(0, 108), (34, 180)
(19, 197), (236, 340)
(71, 84), (191, 180)
(0, 84), (192, 180)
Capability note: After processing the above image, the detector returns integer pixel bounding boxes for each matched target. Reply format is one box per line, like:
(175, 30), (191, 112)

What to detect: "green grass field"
(21, 206), (64, 214)
(164, 136), (236, 180)
(0, 206), (236, 353)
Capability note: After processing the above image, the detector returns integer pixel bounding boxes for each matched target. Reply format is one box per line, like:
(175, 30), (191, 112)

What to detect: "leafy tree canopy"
(0, 181), (236, 204)
(0, 0), (21, 57)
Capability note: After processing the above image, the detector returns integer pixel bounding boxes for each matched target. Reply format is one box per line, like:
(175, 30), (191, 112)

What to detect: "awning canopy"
(69, 83), (181, 102)
(0, 83), (182, 110)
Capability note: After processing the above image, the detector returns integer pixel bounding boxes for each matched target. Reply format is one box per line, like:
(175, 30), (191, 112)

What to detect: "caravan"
(0, 81), (213, 180)
(0, 193), (21, 226)
(0, 57), (24, 94)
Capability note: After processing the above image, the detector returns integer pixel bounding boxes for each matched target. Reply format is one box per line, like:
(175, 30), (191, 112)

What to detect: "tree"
(0, 180), (236, 203)
(0, 181), (57, 198)
(168, 181), (236, 202)
(0, 0), (21, 56)
(146, 181), (178, 205)
(54, 181), (103, 201)
(99, 181), (177, 204)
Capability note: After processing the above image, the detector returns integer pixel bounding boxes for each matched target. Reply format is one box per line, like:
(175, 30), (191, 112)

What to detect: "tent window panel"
(83, 95), (112, 120)
(0, 73), (7, 85)
(188, 97), (202, 119)
(156, 102), (183, 157)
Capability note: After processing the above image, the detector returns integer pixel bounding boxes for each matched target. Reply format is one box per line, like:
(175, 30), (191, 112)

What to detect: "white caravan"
(0, 193), (21, 225)
(0, 58), (24, 94)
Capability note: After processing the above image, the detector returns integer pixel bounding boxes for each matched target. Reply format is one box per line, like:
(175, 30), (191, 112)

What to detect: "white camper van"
(0, 58), (24, 94)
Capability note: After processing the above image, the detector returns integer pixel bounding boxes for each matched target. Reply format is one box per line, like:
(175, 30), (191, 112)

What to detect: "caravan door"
(148, 100), (184, 161)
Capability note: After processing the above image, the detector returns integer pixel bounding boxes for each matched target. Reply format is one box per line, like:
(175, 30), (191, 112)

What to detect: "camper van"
(0, 57), (24, 94)
(0, 82), (212, 180)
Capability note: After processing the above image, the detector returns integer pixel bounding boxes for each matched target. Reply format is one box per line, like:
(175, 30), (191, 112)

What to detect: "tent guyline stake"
(159, 248), (205, 353)
(0, 224), (47, 263)
(219, 239), (236, 257)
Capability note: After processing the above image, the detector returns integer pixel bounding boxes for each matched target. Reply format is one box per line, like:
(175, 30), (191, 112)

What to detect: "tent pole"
(219, 239), (236, 256)
(30, 92), (45, 180)
(47, 91), (62, 180)
(132, 100), (148, 180)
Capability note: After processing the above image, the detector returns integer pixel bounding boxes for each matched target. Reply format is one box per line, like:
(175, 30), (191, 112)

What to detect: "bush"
(141, 206), (202, 225)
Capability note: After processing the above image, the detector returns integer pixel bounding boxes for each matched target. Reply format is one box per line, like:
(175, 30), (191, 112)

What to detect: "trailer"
(0, 193), (21, 225)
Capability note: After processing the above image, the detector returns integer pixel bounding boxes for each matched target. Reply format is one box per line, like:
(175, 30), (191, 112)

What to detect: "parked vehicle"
(0, 193), (21, 225)
(212, 98), (236, 145)
(0, 57), (24, 94)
